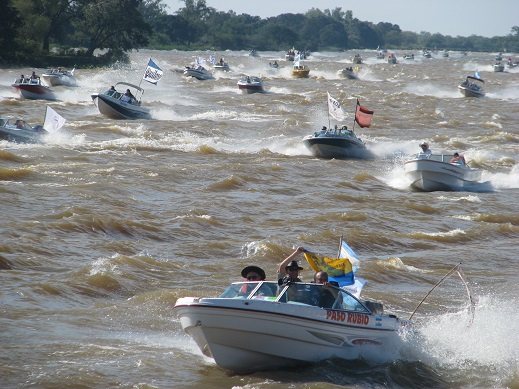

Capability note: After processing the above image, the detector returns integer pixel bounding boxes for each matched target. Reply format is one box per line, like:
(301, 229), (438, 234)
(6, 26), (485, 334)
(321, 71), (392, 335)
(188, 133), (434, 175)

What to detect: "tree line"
(1, 0), (518, 66)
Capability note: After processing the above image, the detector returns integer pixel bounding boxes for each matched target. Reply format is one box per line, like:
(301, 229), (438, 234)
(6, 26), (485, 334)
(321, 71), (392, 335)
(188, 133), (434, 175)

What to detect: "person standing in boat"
(419, 142), (432, 158)
(277, 247), (304, 285)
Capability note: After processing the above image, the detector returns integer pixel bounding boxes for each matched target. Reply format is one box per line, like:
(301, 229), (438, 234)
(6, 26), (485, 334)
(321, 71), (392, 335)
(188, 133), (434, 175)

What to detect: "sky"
(163, 0), (518, 38)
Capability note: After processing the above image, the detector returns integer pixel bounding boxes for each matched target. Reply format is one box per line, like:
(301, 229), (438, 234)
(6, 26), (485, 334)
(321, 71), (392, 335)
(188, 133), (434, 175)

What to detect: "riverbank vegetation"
(1, 0), (518, 67)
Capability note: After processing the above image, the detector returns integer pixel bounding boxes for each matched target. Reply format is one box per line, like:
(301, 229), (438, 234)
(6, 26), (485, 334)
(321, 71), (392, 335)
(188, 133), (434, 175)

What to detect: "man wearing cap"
(419, 142), (432, 158)
(277, 247), (305, 285)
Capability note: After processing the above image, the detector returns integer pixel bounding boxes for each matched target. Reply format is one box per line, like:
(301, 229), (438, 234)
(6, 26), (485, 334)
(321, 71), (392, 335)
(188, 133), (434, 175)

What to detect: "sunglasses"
(247, 275), (260, 280)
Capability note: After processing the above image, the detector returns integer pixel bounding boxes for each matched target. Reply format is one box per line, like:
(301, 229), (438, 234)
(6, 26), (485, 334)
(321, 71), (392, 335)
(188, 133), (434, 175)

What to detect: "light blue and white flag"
(209, 55), (216, 65)
(142, 58), (163, 85)
(474, 69), (481, 79)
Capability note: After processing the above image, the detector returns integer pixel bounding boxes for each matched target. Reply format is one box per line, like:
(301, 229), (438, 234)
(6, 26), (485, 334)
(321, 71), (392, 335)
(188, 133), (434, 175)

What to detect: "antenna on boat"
(409, 262), (476, 325)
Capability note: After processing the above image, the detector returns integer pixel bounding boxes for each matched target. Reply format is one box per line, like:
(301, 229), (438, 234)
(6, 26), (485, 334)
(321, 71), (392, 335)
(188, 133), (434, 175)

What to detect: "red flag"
(355, 99), (374, 128)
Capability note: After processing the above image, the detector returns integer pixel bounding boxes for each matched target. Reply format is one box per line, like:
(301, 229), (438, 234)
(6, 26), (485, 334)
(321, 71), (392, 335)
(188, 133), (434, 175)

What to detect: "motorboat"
(183, 66), (214, 80)
(249, 49), (259, 57)
(375, 47), (386, 59)
(458, 76), (485, 97)
(213, 58), (231, 72)
(338, 67), (358, 79)
(493, 62), (505, 72)
(91, 82), (151, 120)
(237, 76), (265, 94)
(495, 53), (503, 61)
(0, 117), (48, 143)
(41, 68), (77, 87)
(507, 58), (518, 68)
(422, 50), (432, 58)
(291, 64), (310, 78)
(442, 51), (449, 58)
(265, 61), (281, 73)
(404, 153), (483, 191)
(352, 54), (363, 64)
(11, 77), (56, 101)
(403, 54), (415, 60)
(285, 49), (295, 61)
(387, 53), (397, 64)
(174, 280), (411, 373)
(303, 126), (370, 159)
(303, 95), (374, 159)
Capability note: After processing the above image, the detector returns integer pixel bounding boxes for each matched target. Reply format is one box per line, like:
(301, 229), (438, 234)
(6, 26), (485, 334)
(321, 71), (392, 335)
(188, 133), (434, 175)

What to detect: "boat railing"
(220, 281), (373, 313)
(414, 153), (465, 164)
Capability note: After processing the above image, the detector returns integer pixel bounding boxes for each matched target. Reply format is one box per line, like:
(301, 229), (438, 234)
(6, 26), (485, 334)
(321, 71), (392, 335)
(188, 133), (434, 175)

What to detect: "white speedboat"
(183, 66), (214, 80)
(352, 54), (363, 64)
(0, 117), (48, 143)
(337, 67), (358, 79)
(237, 76), (265, 93)
(404, 153), (483, 191)
(91, 82), (151, 120)
(41, 68), (77, 87)
(493, 62), (504, 72)
(174, 281), (411, 373)
(458, 76), (485, 97)
(11, 77), (56, 101)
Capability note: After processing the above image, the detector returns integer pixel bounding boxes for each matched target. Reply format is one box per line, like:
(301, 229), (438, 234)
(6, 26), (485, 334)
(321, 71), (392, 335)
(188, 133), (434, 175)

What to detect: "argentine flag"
(474, 69), (481, 79)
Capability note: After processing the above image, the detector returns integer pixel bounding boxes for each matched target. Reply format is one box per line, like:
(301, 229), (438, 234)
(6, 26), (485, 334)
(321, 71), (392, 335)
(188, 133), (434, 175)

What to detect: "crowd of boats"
(3, 49), (500, 374)
(3, 49), (503, 193)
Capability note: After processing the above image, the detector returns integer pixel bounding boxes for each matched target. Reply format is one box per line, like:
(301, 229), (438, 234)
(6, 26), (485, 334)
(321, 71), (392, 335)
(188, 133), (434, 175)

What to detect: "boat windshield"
(219, 282), (370, 313)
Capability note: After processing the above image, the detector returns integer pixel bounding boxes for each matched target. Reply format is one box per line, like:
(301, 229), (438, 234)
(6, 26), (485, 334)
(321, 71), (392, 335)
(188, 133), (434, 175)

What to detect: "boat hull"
(12, 84), (56, 101)
(91, 93), (151, 120)
(237, 83), (264, 94)
(0, 126), (46, 143)
(458, 85), (485, 97)
(41, 74), (77, 87)
(404, 157), (483, 191)
(175, 298), (407, 373)
(338, 69), (358, 79)
(303, 136), (370, 159)
(291, 69), (310, 78)
(184, 69), (214, 80)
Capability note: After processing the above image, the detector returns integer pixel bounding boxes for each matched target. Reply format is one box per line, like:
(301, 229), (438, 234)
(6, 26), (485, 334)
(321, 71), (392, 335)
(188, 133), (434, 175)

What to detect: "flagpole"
(352, 100), (357, 132)
(337, 235), (343, 258)
(327, 94), (331, 130)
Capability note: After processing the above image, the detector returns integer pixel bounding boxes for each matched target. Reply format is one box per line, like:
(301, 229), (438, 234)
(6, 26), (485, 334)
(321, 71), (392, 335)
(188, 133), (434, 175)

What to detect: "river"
(1, 49), (518, 388)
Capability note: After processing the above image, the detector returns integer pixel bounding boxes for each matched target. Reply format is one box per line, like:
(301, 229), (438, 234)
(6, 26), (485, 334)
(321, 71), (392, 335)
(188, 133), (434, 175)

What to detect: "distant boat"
(405, 153), (485, 192)
(91, 58), (163, 120)
(0, 106), (65, 144)
(91, 82), (151, 120)
(12, 76), (56, 101)
(387, 53), (397, 64)
(41, 68), (77, 87)
(337, 67), (358, 79)
(237, 76), (265, 94)
(493, 62), (504, 72)
(302, 94), (374, 159)
(458, 75), (485, 98)
(291, 54), (310, 78)
(352, 54), (363, 64)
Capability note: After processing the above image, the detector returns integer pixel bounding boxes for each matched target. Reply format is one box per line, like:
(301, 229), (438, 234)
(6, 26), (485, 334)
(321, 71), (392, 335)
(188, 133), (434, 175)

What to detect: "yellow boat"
(291, 65), (310, 78)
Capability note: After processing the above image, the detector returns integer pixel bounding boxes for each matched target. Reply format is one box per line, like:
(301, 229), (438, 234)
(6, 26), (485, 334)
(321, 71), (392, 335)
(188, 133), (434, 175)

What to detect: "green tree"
(0, 0), (21, 63)
(75, 0), (151, 57)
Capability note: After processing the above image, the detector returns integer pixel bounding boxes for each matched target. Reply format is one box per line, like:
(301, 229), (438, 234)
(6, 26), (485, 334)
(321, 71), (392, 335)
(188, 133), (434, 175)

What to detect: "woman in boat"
(450, 152), (466, 165)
